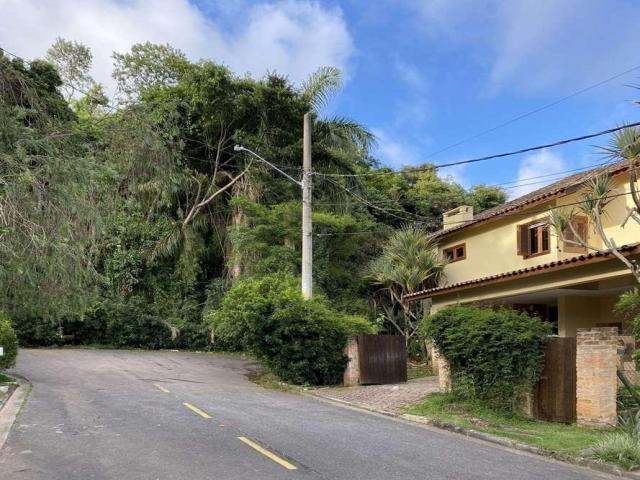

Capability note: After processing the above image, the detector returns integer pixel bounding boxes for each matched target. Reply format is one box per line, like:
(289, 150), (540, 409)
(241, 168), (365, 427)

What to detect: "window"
(517, 220), (550, 258)
(561, 216), (588, 253)
(444, 243), (466, 262)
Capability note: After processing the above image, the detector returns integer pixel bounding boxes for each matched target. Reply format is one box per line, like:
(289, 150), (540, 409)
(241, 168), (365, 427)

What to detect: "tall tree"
(0, 52), (106, 324)
(46, 37), (94, 100)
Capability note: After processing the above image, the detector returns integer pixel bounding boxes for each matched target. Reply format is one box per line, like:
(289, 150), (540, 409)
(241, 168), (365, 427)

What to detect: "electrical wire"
(314, 122), (640, 177)
(316, 187), (639, 236)
(422, 63), (640, 160)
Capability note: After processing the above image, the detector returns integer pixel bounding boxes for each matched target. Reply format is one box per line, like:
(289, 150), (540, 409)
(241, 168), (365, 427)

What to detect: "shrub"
(210, 273), (374, 384)
(423, 305), (550, 410)
(0, 312), (18, 369)
(11, 313), (60, 346)
(590, 432), (640, 471)
(209, 274), (300, 351)
(252, 298), (351, 385)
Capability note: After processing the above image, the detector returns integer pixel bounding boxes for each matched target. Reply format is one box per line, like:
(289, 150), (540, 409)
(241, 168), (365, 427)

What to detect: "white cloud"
(437, 164), (468, 187)
(510, 149), (566, 199)
(395, 60), (427, 91)
(0, 0), (354, 95)
(371, 129), (468, 187)
(371, 128), (420, 169)
(411, 0), (640, 93)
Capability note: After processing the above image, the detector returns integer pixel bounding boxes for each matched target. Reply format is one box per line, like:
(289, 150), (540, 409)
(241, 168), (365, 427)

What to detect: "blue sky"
(3, 0), (640, 196)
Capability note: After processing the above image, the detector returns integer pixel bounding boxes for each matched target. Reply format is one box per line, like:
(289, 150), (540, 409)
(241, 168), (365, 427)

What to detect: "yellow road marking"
(153, 383), (170, 393)
(183, 402), (211, 419)
(237, 436), (297, 470)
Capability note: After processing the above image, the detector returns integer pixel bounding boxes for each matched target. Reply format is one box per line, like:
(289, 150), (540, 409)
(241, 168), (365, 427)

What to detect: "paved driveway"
(0, 349), (610, 479)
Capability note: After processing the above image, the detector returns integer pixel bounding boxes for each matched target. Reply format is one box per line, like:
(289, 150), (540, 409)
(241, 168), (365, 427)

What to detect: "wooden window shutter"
(563, 216), (588, 253)
(517, 224), (530, 256)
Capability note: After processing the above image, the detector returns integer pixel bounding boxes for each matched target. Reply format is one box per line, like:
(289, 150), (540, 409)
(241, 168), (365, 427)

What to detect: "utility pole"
(301, 112), (313, 299)
(234, 112), (313, 299)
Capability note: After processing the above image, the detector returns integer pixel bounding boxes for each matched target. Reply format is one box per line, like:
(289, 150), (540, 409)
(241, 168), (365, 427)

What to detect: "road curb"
(307, 391), (640, 479)
(0, 376), (30, 450)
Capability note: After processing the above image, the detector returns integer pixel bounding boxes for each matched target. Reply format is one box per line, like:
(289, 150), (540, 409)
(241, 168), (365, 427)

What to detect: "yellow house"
(405, 160), (640, 337)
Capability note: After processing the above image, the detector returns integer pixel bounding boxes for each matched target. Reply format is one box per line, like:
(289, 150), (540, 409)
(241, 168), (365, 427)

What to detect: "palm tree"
(226, 66), (376, 281)
(549, 126), (640, 283)
(368, 225), (446, 344)
(301, 66), (376, 155)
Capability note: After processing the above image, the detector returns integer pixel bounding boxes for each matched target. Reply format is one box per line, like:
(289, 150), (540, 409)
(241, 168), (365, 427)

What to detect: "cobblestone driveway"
(311, 376), (438, 413)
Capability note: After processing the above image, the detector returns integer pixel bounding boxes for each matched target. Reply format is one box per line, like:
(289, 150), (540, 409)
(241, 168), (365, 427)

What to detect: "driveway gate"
(357, 334), (407, 385)
(534, 337), (576, 423)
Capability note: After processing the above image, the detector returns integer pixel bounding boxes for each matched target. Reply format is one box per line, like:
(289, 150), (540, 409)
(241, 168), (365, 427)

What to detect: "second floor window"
(517, 220), (550, 258)
(444, 243), (466, 262)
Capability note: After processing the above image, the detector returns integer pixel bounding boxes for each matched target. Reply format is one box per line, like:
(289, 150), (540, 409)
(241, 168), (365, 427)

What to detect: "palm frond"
(301, 66), (342, 112)
(601, 127), (640, 160)
(314, 117), (377, 153)
(149, 223), (184, 262)
(368, 225), (445, 295)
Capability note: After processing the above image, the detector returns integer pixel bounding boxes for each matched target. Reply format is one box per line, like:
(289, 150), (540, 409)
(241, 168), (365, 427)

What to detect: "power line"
(316, 188), (640, 236)
(312, 160), (616, 208)
(422, 63), (640, 159)
(319, 156), (626, 232)
(314, 121), (640, 177)
(324, 176), (437, 224)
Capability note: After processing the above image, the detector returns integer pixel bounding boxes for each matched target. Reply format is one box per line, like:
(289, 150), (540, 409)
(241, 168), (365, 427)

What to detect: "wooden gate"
(357, 334), (407, 385)
(534, 337), (576, 423)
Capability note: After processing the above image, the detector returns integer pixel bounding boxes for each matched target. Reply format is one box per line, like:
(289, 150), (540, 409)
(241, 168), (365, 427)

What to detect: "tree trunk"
(228, 205), (244, 282)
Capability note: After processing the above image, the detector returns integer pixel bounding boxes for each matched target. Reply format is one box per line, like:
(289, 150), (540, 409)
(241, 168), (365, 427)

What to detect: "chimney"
(442, 205), (473, 231)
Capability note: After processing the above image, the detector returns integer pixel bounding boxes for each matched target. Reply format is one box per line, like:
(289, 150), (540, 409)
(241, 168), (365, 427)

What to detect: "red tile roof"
(434, 160), (630, 239)
(404, 244), (639, 302)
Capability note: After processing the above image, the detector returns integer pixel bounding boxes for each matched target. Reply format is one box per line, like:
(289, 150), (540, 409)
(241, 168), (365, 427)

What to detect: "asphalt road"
(0, 349), (609, 480)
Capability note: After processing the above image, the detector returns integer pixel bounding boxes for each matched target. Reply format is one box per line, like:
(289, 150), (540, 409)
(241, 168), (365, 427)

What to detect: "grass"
(407, 361), (433, 380)
(245, 368), (306, 394)
(0, 372), (14, 383)
(405, 393), (606, 456)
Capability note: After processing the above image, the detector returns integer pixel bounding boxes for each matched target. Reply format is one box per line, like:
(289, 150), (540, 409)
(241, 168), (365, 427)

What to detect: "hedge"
(209, 273), (375, 385)
(423, 305), (550, 410)
(0, 312), (18, 369)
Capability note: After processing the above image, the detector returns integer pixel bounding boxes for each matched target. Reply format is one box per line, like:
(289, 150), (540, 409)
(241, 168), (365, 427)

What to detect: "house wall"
(558, 296), (603, 337)
(438, 172), (639, 287)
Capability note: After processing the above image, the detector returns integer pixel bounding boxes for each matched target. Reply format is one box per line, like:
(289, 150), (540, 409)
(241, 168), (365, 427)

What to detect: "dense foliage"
(210, 274), (373, 384)
(0, 312), (18, 369)
(423, 305), (551, 409)
(0, 40), (506, 351)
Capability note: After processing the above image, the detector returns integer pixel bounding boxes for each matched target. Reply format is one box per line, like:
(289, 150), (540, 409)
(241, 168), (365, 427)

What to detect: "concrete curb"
(307, 391), (640, 479)
(0, 376), (30, 450)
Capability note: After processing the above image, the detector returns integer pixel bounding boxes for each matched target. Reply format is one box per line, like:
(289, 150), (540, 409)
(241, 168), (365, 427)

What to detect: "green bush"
(210, 273), (374, 385)
(11, 313), (60, 346)
(209, 274), (301, 351)
(0, 312), (18, 369)
(423, 305), (550, 410)
(252, 298), (352, 385)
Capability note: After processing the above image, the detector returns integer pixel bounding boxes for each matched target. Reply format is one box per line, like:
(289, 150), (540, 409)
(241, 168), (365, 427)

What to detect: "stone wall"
(431, 346), (451, 392)
(576, 327), (618, 428)
(343, 337), (360, 386)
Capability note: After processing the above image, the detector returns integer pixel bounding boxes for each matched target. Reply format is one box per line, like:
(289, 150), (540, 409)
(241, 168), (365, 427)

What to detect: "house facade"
(405, 160), (640, 337)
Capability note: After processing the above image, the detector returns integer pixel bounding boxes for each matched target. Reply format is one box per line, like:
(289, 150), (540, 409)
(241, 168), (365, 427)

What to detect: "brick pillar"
(431, 345), (451, 392)
(427, 341), (439, 376)
(343, 337), (360, 386)
(576, 327), (618, 428)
